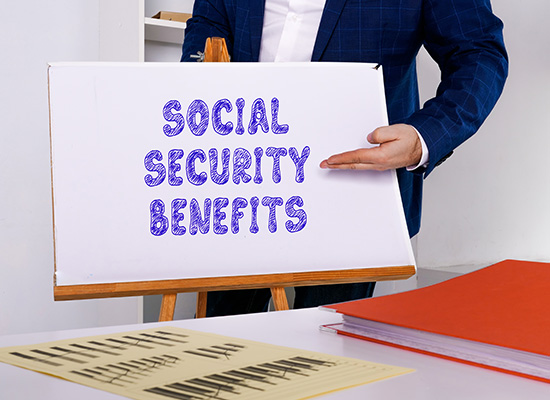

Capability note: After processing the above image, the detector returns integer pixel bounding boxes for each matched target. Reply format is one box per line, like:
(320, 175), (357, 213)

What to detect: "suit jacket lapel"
(248, 0), (266, 61)
(312, 0), (348, 61)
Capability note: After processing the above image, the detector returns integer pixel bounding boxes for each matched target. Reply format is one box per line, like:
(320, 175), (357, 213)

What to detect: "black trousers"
(205, 282), (376, 317)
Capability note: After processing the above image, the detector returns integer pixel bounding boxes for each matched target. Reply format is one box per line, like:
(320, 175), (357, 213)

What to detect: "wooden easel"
(203, 37), (231, 63)
(54, 265), (415, 320)
(53, 39), (415, 320)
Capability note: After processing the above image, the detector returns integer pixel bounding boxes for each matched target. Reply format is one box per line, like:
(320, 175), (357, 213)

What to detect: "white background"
(0, 1), (548, 335)
(415, 2), (550, 268)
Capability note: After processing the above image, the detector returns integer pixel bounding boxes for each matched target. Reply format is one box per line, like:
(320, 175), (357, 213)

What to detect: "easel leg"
(196, 292), (208, 318)
(159, 293), (177, 321)
(270, 287), (290, 311)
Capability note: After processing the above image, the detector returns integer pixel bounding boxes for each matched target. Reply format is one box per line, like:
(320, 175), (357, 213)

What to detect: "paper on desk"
(0, 326), (412, 400)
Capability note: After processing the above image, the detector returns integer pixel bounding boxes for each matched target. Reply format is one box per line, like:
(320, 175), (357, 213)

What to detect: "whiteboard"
(48, 62), (415, 286)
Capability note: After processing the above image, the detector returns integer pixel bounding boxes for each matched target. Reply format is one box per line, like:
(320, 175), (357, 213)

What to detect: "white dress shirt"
(258, 0), (429, 169)
(259, 0), (326, 62)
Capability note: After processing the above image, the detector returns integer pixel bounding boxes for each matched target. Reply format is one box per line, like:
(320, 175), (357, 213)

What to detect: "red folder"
(323, 260), (550, 383)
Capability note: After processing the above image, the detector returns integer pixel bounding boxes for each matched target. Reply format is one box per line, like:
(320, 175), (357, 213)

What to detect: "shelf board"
(144, 17), (186, 44)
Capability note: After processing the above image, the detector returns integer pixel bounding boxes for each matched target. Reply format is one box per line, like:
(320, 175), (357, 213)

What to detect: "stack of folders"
(322, 259), (550, 383)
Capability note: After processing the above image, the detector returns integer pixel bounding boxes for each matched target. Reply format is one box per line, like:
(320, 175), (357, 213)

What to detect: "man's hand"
(319, 124), (422, 171)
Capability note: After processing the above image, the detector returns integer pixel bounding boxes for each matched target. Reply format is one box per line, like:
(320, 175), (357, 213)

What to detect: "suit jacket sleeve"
(403, 0), (508, 175)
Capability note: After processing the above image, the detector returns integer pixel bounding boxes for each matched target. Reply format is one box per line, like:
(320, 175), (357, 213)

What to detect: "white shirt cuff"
(406, 126), (429, 171)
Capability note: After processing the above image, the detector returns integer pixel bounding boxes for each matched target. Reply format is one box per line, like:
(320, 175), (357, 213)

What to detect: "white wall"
(0, 2), (140, 336)
(416, 1), (550, 268)
(145, 0), (194, 16)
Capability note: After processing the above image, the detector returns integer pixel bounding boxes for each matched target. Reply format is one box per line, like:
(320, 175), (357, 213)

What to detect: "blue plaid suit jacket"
(181, 0), (508, 236)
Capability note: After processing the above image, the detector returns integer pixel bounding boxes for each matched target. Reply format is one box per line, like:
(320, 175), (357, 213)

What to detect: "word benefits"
(150, 195), (307, 236)
(145, 97), (310, 237)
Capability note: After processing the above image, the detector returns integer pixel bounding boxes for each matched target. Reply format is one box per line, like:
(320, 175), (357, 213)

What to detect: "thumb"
(367, 128), (383, 145)
(367, 126), (396, 145)
(366, 132), (376, 144)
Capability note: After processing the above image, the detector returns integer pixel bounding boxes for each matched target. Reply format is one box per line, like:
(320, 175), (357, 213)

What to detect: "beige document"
(0, 326), (413, 399)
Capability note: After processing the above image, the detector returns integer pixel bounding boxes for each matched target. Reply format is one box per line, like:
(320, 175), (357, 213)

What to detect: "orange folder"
(323, 260), (550, 383)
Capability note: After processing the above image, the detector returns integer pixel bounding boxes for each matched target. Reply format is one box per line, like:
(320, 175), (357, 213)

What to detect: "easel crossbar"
(54, 265), (415, 301)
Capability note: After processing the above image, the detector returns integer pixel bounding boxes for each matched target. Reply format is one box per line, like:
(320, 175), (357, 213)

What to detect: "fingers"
(325, 149), (373, 165)
(320, 148), (387, 170)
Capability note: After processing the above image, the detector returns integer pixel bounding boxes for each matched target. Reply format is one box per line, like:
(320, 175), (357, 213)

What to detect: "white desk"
(0, 308), (548, 399)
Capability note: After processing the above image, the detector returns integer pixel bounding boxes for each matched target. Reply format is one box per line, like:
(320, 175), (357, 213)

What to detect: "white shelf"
(144, 17), (186, 44)
(99, 0), (193, 61)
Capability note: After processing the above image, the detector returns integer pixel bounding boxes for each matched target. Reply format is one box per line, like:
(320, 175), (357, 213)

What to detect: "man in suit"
(181, 0), (508, 316)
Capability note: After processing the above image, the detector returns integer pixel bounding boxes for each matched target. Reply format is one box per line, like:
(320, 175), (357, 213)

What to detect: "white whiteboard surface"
(48, 62), (415, 286)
